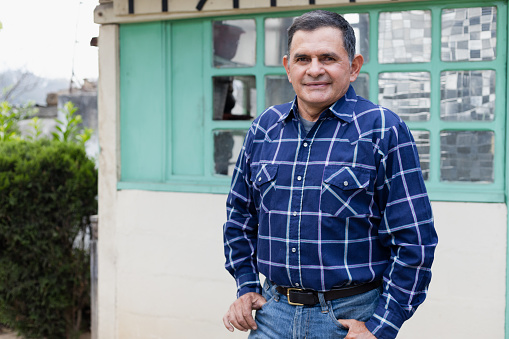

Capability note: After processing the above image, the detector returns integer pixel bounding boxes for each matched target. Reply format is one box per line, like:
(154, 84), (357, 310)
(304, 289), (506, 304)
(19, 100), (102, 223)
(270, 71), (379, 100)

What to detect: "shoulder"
(354, 96), (403, 129)
(254, 102), (292, 125)
(248, 101), (292, 136)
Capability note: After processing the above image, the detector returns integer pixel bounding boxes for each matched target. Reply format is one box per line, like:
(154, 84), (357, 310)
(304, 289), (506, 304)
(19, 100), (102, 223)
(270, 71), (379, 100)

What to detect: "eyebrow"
(292, 52), (340, 59)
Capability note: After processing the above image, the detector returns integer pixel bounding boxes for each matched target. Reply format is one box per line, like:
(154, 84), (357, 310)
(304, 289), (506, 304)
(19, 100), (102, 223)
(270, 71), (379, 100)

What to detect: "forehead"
(290, 27), (345, 55)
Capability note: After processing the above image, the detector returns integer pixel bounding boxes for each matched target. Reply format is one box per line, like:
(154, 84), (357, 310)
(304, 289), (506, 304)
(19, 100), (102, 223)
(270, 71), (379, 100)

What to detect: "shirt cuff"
(236, 273), (262, 297)
(365, 303), (406, 339)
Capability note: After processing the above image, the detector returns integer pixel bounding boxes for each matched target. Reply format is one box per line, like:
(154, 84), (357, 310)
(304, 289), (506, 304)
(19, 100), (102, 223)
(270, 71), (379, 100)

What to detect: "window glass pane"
(412, 130), (430, 181)
(379, 10), (431, 63)
(214, 130), (248, 175)
(441, 70), (496, 121)
(265, 17), (295, 66)
(213, 20), (256, 68)
(265, 75), (295, 108)
(213, 76), (256, 120)
(441, 7), (497, 61)
(343, 13), (370, 63)
(378, 72), (430, 121)
(352, 73), (369, 99)
(440, 130), (494, 182)
(264, 13), (369, 66)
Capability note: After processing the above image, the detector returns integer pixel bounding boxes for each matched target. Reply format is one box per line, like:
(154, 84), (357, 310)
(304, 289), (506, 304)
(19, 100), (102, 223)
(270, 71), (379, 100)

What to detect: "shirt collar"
(279, 85), (358, 124)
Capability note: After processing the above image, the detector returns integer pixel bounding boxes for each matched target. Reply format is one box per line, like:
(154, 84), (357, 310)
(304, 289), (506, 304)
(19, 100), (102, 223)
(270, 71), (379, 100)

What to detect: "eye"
(295, 56), (309, 63)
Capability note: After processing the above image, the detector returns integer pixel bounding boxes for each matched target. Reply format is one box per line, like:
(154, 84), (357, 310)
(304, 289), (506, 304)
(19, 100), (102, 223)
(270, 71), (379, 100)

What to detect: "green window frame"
(118, 0), (507, 202)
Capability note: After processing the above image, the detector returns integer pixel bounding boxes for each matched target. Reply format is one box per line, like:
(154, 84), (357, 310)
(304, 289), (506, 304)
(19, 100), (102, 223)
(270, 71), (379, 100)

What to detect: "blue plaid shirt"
(223, 86), (437, 339)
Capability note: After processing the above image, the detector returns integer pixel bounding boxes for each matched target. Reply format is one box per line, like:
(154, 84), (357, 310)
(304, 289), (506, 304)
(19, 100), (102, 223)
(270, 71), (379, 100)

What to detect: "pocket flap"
(251, 164), (278, 186)
(323, 166), (373, 191)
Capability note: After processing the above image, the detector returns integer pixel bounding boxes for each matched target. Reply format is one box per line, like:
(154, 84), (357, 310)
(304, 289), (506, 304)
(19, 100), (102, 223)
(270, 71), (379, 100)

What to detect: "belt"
(275, 280), (382, 306)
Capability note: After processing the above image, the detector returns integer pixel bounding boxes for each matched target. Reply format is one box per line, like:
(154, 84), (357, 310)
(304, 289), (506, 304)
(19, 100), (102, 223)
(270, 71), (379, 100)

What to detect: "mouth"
(304, 82), (330, 89)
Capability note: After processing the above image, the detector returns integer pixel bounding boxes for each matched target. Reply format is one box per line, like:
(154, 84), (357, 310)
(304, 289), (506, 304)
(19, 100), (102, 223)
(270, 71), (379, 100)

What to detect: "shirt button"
(343, 181), (349, 186)
(303, 142), (308, 147)
(295, 283), (300, 287)
(297, 176), (302, 181)
(292, 247), (296, 253)
(293, 212), (297, 217)
(258, 177), (262, 182)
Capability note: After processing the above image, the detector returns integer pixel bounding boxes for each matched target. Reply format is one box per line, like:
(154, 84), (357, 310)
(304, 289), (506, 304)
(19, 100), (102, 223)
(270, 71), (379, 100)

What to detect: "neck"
(297, 101), (327, 122)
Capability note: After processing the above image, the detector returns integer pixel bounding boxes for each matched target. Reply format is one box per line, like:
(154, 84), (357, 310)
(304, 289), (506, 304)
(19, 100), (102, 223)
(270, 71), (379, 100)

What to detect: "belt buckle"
(286, 287), (304, 306)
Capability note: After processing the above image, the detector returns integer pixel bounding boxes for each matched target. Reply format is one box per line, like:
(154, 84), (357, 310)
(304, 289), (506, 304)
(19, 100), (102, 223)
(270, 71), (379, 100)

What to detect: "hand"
(223, 292), (267, 332)
(337, 319), (377, 339)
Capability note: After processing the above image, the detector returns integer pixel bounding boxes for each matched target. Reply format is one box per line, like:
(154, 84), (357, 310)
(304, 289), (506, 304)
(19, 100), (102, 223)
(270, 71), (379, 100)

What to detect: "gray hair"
(287, 10), (356, 62)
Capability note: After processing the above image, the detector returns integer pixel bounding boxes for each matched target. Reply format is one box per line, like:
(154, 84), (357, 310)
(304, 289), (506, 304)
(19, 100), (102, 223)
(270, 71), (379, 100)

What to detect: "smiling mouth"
(304, 82), (330, 88)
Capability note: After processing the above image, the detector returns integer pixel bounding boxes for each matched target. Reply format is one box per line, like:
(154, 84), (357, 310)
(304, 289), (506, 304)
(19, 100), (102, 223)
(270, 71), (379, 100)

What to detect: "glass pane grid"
(441, 7), (497, 62)
(373, 4), (504, 192)
(378, 72), (431, 121)
(440, 70), (496, 121)
(378, 10), (432, 63)
(440, 130), (494, 182)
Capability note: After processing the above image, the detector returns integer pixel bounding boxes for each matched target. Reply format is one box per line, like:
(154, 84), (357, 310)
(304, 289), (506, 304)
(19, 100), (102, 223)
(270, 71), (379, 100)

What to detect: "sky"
(0, 0), (100, 80)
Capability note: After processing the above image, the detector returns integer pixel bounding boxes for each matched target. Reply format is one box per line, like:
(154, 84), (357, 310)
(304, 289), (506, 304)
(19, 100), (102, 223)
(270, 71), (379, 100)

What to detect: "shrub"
(0, 139), (97, 338)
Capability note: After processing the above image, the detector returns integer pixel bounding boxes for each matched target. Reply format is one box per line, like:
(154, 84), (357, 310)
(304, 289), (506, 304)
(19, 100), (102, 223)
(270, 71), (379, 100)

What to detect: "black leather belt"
(275, 280), (382, 306)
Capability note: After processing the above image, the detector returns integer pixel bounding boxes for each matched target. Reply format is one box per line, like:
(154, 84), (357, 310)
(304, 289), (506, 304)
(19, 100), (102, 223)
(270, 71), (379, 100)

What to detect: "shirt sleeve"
(365, 118), (438, 339)
(223, 126), (262, 297)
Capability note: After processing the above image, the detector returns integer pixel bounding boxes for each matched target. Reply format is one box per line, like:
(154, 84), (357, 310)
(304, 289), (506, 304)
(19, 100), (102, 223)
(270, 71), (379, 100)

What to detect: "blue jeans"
(249, 280), (380, 339)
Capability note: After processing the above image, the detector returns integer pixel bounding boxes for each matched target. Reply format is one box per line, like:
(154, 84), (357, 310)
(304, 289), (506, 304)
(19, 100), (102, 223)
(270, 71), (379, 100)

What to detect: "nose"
(306, 58), (324, 77)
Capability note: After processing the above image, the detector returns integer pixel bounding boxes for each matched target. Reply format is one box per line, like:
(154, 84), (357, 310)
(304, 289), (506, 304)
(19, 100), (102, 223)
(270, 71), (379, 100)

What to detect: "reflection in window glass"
(440, 130), (494, 182)
(214, 130), (248, 176)
(352, 73), (369, 99)
(412, 130), (430, 181)
(213, 76), (256, 120)
(442, 7), (497, 62)
(344, 13), (370, 63)
(378, 72), (431, 121)
(379, 10), (431, 63)
(265, 75), (295, 108)
(441, 70), (495, 121)
(213, 20), (256, 68)
(265, 17), (295, 66)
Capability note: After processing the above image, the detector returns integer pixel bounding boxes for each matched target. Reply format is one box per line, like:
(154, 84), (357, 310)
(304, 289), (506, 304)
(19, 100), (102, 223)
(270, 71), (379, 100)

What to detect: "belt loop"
(317, 292), (328, 313)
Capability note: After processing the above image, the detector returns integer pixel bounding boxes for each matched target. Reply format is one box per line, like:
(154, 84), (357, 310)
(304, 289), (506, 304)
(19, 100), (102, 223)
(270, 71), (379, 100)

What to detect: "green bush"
(0, 139), (97, 338)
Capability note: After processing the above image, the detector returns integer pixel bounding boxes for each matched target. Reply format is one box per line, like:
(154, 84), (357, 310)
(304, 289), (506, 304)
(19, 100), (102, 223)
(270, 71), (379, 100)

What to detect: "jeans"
(248, 279), (380, 339)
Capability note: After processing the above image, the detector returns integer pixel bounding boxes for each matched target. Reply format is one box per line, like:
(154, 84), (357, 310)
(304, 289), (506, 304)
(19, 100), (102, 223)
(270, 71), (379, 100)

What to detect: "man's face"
(283, 27), (363, 120)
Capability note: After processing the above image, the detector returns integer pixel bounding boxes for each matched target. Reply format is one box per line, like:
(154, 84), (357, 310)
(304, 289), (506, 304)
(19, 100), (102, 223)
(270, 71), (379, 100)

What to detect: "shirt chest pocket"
(320, 166), (375, 218)
(251, 164), (279, 209)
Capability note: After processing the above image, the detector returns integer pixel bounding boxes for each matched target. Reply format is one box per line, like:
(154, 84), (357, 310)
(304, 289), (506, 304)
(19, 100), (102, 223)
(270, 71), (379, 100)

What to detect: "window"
(118, 1), (507, 201)
(373, 4), (505, 201)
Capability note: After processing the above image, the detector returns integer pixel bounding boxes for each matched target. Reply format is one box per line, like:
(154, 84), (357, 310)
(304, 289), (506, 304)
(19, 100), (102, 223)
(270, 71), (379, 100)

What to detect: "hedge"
(0, 139), (97, 338)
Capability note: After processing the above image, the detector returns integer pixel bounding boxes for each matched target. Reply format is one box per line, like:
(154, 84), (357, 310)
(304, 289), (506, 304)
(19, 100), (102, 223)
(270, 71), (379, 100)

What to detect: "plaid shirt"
(223, 86), (437, 339)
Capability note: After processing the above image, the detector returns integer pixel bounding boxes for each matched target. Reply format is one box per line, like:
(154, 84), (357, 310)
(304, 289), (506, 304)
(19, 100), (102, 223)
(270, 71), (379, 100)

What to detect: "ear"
(283, 55), (292, 83)
(349, 54), (364, 83)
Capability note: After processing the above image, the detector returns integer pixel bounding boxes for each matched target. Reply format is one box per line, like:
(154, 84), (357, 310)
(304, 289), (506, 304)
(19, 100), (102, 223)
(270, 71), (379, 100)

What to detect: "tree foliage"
(0, 98), (97, 338)
(0, 139), (97, 339)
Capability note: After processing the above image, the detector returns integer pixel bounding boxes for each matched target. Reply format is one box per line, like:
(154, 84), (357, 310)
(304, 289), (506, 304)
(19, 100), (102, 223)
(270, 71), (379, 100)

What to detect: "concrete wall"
(98, 188), (506, 339)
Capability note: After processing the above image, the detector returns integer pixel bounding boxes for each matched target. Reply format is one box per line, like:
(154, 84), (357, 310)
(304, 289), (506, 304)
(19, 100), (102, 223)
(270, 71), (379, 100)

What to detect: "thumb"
(337, 319), (352, 328)
(251, 295), (267, 310)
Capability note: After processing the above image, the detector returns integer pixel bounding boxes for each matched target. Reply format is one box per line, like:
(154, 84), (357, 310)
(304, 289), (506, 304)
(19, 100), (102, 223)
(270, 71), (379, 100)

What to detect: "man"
(223, 10), (437, 339)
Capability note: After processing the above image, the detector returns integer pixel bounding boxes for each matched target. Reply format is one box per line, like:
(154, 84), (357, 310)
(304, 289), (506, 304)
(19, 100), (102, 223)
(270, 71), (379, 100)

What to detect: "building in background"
(94, 0), (508, 338)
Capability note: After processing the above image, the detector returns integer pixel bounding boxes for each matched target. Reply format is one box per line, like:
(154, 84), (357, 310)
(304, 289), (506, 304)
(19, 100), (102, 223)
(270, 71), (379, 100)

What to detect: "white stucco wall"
(98, 190), (507, 339)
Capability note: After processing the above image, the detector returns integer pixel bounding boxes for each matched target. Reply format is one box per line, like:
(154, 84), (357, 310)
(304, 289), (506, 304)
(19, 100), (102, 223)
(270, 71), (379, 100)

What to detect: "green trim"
(118, 180), (231, 194)
(505, 1), (509, 337)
